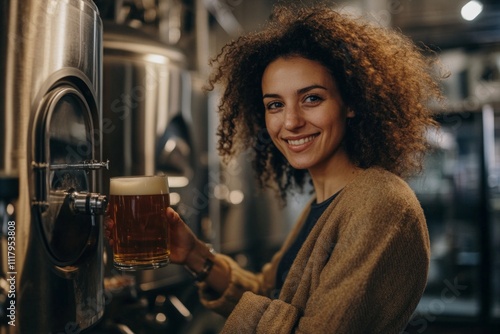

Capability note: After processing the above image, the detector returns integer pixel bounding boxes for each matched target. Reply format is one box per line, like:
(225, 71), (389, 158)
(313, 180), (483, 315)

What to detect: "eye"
(265, 101), (284, 111)
(304, 95), (323, 104)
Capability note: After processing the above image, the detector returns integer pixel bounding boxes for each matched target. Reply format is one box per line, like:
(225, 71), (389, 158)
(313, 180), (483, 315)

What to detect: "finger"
(104, 228), (112, 238)
(104, 229), (114, 245)
(166, 207), (183, 224)
(104, 217), (115, 229)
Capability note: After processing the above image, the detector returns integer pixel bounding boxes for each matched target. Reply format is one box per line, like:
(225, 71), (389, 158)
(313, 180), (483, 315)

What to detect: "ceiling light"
(461, 0), (483, 21)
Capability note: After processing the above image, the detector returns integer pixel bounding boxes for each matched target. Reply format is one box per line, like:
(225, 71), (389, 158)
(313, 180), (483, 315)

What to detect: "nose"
(284, 104), (305, 130)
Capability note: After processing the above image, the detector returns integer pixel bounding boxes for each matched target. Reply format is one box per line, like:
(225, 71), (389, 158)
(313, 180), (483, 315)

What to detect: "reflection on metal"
(483, 104), (495, 172)
(204, 0), (243, 37)
(169, 295), (193, 320)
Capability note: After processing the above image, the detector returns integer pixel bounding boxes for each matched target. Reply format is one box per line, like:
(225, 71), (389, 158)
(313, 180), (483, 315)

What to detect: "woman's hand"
(164, 207), (198, 265)
(104, 213), (115, 246)
(105, 207), (229, 292)
(168, 207), (230, 292)
(103, 207), (198, 266)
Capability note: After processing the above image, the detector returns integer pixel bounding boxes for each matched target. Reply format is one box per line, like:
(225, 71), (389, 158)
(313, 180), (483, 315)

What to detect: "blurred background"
(1, 0), (500, 333)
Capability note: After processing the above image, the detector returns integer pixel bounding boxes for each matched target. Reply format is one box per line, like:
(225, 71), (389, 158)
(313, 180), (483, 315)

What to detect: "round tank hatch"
(32, 84), (99, 266)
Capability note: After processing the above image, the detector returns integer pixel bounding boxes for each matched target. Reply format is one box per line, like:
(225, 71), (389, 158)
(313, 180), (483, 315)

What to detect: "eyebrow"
(262, 84), (327, 99)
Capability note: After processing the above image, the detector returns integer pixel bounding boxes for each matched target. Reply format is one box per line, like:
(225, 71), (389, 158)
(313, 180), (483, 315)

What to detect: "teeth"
(287, 135), (315, 146)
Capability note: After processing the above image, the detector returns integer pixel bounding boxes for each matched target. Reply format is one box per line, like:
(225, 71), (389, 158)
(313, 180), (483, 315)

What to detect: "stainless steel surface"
(102, 20), (186, 180)
(0, 0), (106, 332)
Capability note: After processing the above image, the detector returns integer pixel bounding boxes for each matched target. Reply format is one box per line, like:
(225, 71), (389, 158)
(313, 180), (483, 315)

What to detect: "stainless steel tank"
(101, 21), (188, 180)
(0, 0), (107, 332)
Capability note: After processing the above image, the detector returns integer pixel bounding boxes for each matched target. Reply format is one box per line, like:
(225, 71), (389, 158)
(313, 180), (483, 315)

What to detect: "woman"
(110, 4), (443, 333)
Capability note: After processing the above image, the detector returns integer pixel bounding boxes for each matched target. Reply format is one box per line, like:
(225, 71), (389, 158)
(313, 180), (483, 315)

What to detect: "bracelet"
(184, 244), (216, 282)
(194, 258), (214, 282)
(185, 258), (214, 282)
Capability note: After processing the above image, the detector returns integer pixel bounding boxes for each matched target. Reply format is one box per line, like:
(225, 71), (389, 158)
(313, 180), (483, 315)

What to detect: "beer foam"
(110, 176), (169, 195)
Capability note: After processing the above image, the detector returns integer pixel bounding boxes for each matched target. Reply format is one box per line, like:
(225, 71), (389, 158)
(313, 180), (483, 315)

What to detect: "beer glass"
(109, 175), (170, 270)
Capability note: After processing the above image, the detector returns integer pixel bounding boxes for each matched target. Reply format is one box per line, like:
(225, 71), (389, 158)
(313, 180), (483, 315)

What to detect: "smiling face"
(262, 56), (355, 175)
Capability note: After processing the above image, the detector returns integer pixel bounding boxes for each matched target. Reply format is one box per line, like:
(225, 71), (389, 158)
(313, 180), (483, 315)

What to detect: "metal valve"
(68, 190), (108, 215)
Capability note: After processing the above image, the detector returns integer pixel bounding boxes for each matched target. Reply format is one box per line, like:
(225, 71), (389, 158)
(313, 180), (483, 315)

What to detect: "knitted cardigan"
(199, 167), (430, 333)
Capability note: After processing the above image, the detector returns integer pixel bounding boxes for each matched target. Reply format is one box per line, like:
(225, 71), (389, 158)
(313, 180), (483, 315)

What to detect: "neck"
(309, 151), (361, 203)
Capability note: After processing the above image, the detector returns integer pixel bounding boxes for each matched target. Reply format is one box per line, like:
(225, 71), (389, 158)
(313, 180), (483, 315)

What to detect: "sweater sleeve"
(197, 254), (265, 317)
(221, 292), (301, 334)
(197, 252), (281, 317)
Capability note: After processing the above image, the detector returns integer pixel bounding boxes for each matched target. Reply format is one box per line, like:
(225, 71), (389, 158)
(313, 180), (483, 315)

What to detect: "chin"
(288, 161), (312, 170)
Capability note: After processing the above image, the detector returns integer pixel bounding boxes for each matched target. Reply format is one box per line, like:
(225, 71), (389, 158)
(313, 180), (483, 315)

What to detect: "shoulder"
(355, 167), (412, 191)
(350, 167), (420, 205)
(336, 167), (425, 221)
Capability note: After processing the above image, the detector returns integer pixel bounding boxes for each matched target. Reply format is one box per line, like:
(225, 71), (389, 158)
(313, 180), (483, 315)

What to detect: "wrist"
(184, 240), (215, 281)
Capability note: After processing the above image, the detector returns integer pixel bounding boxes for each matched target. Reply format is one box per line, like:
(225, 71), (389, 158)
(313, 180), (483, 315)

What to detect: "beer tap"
(30, 157), (110, 266)
(32, 159), (110, 215)
(68, 190), (108, 215)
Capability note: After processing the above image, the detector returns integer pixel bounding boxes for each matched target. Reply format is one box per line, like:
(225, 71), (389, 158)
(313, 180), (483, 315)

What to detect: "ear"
(346, 108), (355, 118)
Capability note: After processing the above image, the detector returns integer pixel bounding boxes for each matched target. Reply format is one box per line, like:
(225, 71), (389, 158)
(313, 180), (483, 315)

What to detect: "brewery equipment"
(0, 0), (107, 332)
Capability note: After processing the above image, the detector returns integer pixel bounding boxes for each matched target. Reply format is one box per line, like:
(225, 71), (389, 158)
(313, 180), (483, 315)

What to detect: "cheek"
(320, 113), (346, 131)
(264, 115), (284, 150)
(265, 114), (281, 138)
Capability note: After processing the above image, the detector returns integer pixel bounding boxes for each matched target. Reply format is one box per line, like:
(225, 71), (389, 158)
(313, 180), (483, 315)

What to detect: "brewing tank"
(0, 0), (107, 332)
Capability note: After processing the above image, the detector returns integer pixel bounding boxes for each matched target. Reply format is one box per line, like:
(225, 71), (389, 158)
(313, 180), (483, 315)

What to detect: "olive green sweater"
(199, 167), (430, 333)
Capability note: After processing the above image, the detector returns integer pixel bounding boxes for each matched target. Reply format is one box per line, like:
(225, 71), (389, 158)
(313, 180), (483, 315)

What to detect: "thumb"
(166, 207), (184, 225)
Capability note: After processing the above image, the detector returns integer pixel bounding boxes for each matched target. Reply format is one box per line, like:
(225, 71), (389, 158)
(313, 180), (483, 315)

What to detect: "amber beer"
(109, 175), (170, 270)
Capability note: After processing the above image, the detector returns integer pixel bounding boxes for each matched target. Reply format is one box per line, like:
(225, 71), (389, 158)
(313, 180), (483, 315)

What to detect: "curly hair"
(207, 3), (443, 200)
